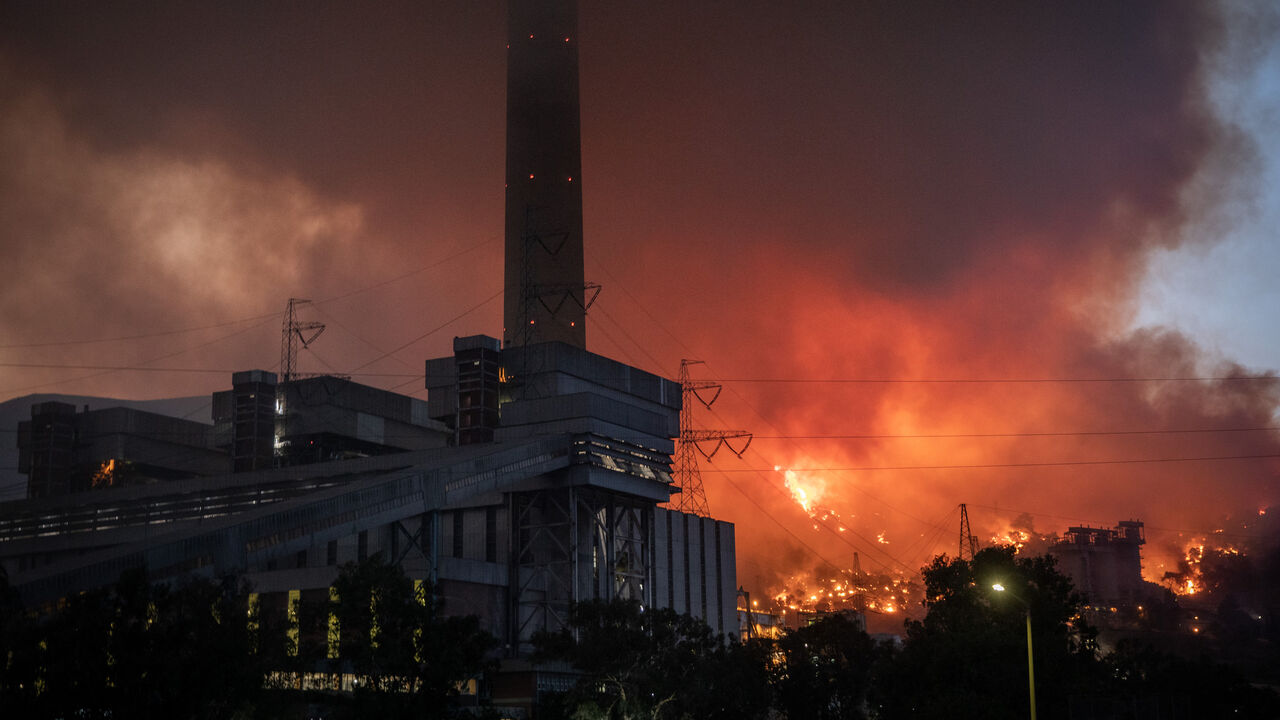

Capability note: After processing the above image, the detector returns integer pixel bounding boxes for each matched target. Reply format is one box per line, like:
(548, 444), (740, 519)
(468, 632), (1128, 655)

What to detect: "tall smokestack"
(503, 0), (587, 350)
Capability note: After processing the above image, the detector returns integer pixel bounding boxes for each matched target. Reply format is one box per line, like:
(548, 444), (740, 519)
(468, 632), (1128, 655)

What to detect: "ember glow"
(1162, 534), (1248, 597)
(769, 569), (921, 622)
(990, 529), (1032, 553)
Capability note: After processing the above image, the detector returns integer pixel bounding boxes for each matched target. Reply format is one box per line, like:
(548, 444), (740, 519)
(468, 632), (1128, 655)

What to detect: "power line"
(701, 452), (1280, 473)
(714, 376), (1278, 384)
(713, 440), (915, 573)
(309, 305), (420, 373)
(346, 288), (502, 373)
(0, 314), (278, 350)
(310, 235), (499, 307)
(586, 253), (920, 569)
(0, 235), (500, 351)
(0, 363), (433, 379)
(0, 363), (252, 375)
(714, 471), (866, 576)
(751, 427), (1279, 440)
(0, 316), (278, 397)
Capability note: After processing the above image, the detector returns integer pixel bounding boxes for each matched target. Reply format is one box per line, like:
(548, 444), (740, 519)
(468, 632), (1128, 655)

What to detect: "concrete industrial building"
(17, 401), (225, 498)
(1048, 520), (1147, 608)
(2, 0), (737, 710)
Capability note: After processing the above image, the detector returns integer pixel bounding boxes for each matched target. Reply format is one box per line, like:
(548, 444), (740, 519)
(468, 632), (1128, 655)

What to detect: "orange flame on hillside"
(1162, 535), (1245, 597)
(775, 465), (826, 517)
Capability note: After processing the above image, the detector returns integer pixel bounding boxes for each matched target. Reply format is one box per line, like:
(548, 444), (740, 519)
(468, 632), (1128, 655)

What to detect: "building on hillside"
(1049, 520), (1146, 607)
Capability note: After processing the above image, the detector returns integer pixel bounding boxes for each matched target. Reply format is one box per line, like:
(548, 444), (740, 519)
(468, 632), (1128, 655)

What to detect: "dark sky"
(1, 1), (1277, 591)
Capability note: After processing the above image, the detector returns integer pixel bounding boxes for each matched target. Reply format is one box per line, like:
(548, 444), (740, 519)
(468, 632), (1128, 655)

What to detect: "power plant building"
(1, 0), (738, 709)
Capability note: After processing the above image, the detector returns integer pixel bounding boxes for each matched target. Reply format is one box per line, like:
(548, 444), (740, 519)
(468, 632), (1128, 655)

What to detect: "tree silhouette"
(532, 599), (773, 720)
(873, 546), (1099, 720)
(298, 554), (497, 719)
(773, 612), (883, 720)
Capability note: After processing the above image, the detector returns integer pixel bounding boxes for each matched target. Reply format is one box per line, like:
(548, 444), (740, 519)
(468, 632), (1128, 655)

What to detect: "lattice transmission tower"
(277, 298), (327, 444)
(958, 503), (979, 561)
(671, 359), (752, 517)
(280, 298), (326, 386)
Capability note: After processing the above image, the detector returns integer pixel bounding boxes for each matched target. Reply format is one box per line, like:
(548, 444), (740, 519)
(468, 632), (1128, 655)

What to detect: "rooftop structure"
(16, 401), (223, 499)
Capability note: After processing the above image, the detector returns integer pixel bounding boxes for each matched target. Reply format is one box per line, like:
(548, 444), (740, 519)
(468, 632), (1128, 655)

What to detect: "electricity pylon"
(959, 503), (979, 561)
(671, 359), (752, 517)
(278, 298), (326, 445)
(280, 298), (325, 386)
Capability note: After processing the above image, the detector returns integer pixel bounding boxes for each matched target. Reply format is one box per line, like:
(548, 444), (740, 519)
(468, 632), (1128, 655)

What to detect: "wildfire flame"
(90, 458), (117, 488)
(1162, 536), (1245, 597)
(990, 528), (1032, 552)
(767, 568), (921, 619)
(775, 465), (827, 517)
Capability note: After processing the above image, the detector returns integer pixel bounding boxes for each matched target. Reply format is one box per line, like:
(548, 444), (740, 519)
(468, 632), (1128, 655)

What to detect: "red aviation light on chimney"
(504, 0), (587, 350)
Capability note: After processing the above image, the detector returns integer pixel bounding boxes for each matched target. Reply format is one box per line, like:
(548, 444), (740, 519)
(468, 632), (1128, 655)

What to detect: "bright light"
(992, 583), (1006, 592)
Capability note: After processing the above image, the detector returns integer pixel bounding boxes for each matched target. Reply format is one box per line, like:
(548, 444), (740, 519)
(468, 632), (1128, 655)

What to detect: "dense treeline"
(0, 556), (494, 719)
(534, 547), (1279, 720)
(1, 548), (1276, 719)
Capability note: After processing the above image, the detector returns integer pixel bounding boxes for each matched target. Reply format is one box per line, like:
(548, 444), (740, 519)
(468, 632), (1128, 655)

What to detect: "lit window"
(287, 589), (301, 657)
(327, 587), (340, 659)
(247, 593), (261, 653)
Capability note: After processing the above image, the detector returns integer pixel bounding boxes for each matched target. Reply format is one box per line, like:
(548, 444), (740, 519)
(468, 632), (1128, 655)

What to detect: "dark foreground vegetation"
(0, 556), (495, 719)
(533, 547), (1278, 720)
(1, 547), (1276, 719)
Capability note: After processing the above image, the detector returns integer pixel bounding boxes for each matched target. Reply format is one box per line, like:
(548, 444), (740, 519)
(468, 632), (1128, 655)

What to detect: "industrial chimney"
(503, 0), (588, 350)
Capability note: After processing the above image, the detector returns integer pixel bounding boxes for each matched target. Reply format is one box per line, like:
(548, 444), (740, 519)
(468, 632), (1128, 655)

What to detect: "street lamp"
(992, 583), (1037, 720)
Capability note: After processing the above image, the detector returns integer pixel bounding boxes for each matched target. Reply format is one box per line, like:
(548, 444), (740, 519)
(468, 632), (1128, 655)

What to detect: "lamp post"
(992, 583), (1037, 720)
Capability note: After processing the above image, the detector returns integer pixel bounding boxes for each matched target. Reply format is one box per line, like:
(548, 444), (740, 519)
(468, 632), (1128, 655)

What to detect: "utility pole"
(671, 360), (751, 517)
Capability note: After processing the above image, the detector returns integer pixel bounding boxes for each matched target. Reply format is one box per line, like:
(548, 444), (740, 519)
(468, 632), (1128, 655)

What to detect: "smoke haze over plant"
(1, 1), (1277, 590)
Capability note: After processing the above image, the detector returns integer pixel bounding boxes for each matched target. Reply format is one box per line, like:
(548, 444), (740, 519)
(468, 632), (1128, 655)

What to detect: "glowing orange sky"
(1, 1), (1276, 592)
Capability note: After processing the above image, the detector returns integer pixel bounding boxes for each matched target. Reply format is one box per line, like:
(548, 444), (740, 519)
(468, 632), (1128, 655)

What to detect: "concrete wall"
(653, 508), (737, 638)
